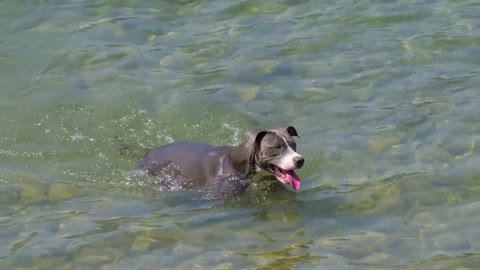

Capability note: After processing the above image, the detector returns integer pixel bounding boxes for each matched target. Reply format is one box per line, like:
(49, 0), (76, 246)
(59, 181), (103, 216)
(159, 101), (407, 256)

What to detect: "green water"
(1, 0), (480, 269)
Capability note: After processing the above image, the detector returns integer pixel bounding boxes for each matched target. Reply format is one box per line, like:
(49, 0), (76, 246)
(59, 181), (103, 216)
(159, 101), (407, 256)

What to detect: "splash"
(222, 123), (243, 145)
(25, 105), (249, 192)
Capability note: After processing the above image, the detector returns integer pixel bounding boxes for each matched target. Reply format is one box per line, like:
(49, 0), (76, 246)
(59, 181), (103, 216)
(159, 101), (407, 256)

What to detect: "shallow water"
(1, 0), (480, 269)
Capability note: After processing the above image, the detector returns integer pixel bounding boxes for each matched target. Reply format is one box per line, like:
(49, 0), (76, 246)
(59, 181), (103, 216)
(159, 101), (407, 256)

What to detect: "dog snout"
(294, 156), (304, 168)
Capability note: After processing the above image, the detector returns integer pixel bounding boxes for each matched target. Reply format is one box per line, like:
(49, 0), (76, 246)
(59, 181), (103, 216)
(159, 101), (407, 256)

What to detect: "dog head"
(245, 126), (304, 191)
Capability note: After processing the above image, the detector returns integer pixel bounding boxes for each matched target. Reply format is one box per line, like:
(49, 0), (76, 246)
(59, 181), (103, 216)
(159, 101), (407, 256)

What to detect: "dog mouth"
(265, 164), (301, 191)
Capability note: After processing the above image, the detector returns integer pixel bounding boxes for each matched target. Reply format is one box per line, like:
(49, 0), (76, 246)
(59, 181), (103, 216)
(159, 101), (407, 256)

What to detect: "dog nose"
(294, 156), (304, 168)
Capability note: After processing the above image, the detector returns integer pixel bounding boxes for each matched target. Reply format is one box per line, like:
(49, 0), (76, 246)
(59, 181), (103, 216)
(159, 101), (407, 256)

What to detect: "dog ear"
(245, 129), (268, 148)
(254, 131), (268, 149)
(282, 126), (300, 138)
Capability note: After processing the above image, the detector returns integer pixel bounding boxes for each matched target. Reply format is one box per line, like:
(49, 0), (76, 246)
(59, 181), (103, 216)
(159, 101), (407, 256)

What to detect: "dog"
(138, 126), (304, 198)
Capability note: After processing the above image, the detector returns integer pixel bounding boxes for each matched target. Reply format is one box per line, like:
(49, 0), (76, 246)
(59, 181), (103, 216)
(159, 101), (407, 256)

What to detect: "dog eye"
(274, 144), (283, 150)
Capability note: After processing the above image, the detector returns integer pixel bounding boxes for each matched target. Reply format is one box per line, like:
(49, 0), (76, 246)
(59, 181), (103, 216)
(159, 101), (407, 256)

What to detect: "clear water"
(1, 0), (480, 269)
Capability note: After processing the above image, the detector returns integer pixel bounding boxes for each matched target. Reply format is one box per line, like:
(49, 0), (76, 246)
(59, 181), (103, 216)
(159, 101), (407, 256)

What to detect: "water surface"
(1, 0), (480, 269)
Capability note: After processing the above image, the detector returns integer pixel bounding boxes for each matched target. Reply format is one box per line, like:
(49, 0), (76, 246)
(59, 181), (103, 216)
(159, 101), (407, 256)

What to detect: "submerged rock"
(359, 252), (391, 264)
(351, 87), (372, 102)
(72, 233), (134, 268)
(130, 234), (155, 252)
(339, 231), (387, 259)
(367, 134), (402, 152)
(257, 60), (279, 76)
(173, 243), (203, 257)
(434, 232), (471, 252)
(424, 147), (453, 163)
(0, 185), (22, 204)
(59, 216), (97, 237)
(74, 246), (125, 267)
(174, 250), (236, 270)
(20, 182), (48, 204)
(442, 138), (472, 158)
(47, 183), (84, 202)
(131, 227), (186, 253)
(339, 182), (404, 214)
(240, 85), (260, 102)
(248, 100), (276, 114)
(292, 87), (334, 103)
(1, 254), (71, 270)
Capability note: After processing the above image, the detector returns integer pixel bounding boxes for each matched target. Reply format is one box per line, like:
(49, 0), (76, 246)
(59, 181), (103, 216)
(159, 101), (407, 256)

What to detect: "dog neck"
(228, 143), (258, 178)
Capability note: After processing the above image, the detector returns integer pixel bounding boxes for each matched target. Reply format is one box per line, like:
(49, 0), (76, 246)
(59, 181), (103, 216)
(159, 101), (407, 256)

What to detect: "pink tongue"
(281, 170), (301, 191)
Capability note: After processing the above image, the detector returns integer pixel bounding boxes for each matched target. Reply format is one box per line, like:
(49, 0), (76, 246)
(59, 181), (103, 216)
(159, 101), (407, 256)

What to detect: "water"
(1, 0), (480, 269)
